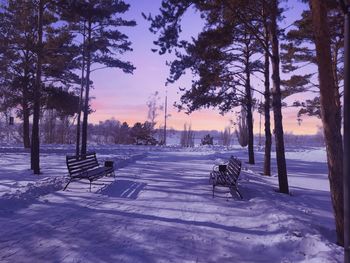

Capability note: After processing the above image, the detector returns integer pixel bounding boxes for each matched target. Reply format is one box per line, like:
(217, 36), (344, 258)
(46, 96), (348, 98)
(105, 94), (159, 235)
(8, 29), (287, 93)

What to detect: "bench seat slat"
(68, 162), (99, 172)
(67, 157), (97, 166)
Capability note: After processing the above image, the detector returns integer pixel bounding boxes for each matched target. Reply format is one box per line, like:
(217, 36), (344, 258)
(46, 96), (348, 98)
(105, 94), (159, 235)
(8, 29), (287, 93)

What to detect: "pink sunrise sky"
(88, 0), (322, 135)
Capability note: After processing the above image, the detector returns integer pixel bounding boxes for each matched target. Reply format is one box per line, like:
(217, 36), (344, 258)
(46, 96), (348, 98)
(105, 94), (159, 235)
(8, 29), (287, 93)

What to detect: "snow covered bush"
(201, 134), (213, 145)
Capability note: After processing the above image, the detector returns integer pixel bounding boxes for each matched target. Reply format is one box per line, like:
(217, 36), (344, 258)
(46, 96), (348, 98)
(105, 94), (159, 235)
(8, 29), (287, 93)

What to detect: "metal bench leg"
(90, 180), (92, 192)
(63, 179), (72, 191)
(212, 185), (215, 198)
(236, 188), (243, 199)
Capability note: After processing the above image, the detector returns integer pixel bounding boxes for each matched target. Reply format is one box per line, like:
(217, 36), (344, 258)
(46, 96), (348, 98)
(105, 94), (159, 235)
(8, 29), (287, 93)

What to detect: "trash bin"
(104, 160), (114, 168)
(219, 164), (227, 172)
(104, 160), (115, 177)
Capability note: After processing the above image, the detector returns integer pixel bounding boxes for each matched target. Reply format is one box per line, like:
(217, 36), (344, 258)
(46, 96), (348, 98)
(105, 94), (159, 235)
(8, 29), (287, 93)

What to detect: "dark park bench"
(64, 152), (115, 191)
(209, 156), (243, 199)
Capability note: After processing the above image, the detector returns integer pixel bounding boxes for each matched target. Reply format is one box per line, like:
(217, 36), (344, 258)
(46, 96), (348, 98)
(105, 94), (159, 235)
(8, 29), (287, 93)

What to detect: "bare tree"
(235, 107), (249, 147)
(180, 123), (195, 147)
(221, 126), (232, 146)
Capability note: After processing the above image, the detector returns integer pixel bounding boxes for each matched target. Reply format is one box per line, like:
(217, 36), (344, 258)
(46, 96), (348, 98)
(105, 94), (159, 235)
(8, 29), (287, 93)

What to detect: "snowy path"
(0, 150), (343, 262)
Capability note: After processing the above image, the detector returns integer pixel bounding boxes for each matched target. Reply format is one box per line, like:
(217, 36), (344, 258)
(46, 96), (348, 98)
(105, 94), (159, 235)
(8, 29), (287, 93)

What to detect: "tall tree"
(268, 0), (288, 193)
(53, 1), (86, 155)
(146, 1), (289, 185)
(281, 6), (343, 121)
(0, 0), (80, 153)
(308, 0), (344, 246)
(64, 1), (136, 155)
(0, 0), (37, 149)
(230, 0), (288, 189)
(262, 1), (272, 176)
(31, 0), (78, 173)
(223, 0), (288, 190)
(31, 0), (44, 174)
(76, 22), (86, 156)
(147, 1), (264, 164)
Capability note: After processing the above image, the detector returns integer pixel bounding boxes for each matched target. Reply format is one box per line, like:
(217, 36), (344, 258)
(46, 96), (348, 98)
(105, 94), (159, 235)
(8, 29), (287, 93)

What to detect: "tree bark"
(309, 0), (344, 246)
(81, 20), (92, 156)
(269, 0), (289, 193)
(244, 33), (255, 165)
(262, 3), (271, 176)
(22, 61), (31, 149)
(342, 6), (350, 260)
(245, 62), (255, 165)
(22, 80), (31, 148)
(31, 0), (43, 174)
(263, 27), (271, 176)
(76, 21), (86, 156)
(22, 102), (30, 148)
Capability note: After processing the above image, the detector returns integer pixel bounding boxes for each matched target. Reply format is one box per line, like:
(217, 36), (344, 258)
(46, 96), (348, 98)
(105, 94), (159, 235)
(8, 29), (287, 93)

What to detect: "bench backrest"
(227, 156), (242, 179)
(66, 152), (99, 177)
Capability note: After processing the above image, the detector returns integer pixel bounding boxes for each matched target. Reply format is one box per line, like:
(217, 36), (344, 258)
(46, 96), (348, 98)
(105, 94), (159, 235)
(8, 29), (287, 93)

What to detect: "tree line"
(144, 0), (345, 246)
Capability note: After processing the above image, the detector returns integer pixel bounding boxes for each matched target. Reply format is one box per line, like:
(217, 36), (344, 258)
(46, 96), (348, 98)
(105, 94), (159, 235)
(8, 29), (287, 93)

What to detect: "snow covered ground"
(0, 144), (344, 262)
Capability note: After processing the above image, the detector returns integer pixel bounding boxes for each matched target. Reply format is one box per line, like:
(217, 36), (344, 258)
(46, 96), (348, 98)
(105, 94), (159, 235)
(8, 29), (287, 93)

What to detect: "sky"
(88, 0), (322, 135)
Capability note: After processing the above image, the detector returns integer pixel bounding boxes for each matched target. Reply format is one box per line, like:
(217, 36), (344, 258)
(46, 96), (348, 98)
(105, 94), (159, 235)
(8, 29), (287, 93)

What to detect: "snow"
(0, 144), (344, 262)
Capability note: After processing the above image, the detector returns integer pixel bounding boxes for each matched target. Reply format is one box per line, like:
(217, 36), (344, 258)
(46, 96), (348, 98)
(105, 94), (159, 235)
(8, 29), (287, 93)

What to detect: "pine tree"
(308, 0), (344, 246)
(268, 0), (289, 194)
(62, 1), (136, 155)
(147, 1), (264, 164)
(146, 1), (290, 189)
(0, 0), (37, 149)
(281, 5), (343, 120)
(32, 0), (79, 173)
(262, 1), (272, 176)
(280, 0), (344, 244)
(1, 0), (80, 158)
(31, 0), (44, 174)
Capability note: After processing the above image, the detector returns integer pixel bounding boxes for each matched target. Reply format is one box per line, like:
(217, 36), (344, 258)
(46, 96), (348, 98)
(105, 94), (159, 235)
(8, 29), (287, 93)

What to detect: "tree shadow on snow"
(97, 180), (147, 199)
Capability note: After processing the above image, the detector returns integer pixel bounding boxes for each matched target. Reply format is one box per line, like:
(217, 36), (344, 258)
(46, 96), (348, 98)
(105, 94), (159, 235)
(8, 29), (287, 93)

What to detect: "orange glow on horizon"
(89, 101), (321, 135)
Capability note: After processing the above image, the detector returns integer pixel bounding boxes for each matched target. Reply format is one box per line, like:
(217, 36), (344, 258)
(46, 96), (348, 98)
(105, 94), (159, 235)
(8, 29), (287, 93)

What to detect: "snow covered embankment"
(0, 177), (65, 213)
(0, 152), (147, 213)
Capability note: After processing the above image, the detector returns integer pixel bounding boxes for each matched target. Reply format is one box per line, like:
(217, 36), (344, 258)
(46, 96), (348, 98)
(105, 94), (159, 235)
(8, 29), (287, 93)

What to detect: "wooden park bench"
(209, 156), (243, 199)
(64, 152), (115, 191)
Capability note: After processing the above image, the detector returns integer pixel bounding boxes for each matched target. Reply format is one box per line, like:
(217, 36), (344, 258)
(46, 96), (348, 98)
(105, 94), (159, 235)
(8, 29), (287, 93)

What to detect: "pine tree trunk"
(22, 67), (31, 149)
(309, 0), (344, 246)
(245, 66), (255, 164)
(263, 11), (271, 176)
(31, 0), (43, 174)
(269, 0), (289, 193)
(244, 34), (255, 164)
(22, 95), (31, 149)
(48, 110), (53, 143)
(263, 49), (272, 176)
(343, 7), (350, 259)
(76, 89), (83, 155)
(76, 21), (86, 156)
(81, 20), (91, 156)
